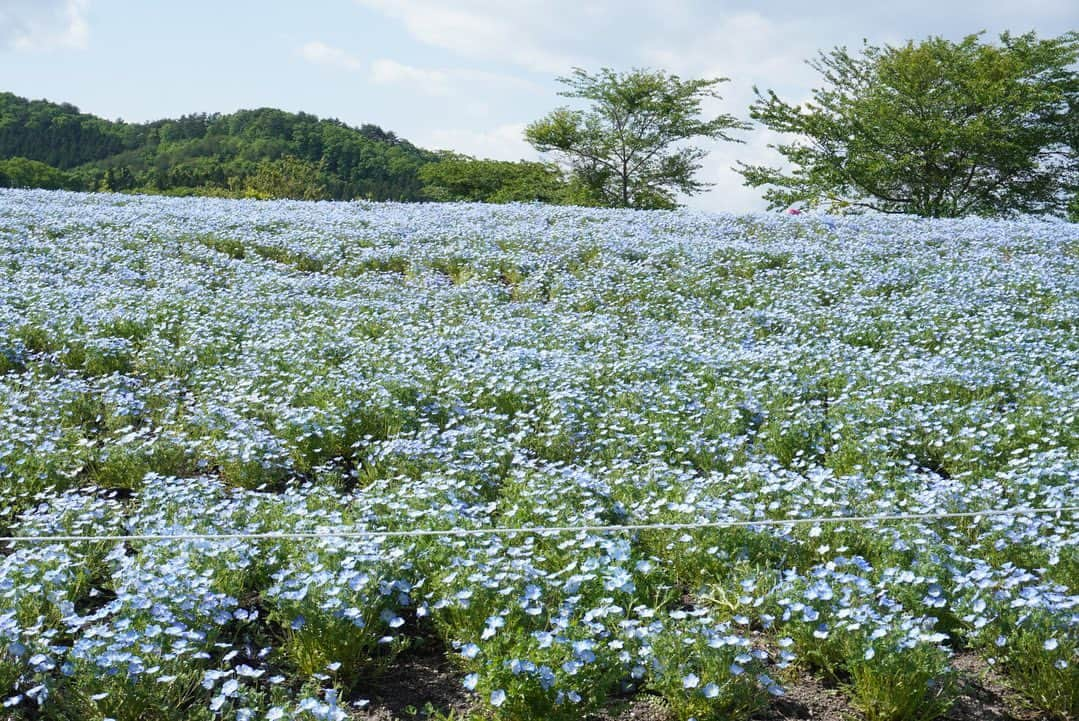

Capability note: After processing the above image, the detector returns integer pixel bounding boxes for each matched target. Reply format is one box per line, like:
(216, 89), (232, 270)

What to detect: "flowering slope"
(0, 189), (1076, 720)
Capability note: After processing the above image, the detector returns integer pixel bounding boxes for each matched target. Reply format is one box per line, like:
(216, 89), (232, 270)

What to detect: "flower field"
(0, 188), (1076, 721)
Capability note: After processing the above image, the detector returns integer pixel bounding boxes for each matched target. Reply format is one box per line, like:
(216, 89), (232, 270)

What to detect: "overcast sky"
(1, 0), (1075, 212)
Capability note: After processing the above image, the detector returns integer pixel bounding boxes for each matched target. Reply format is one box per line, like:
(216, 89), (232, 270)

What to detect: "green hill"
(0, 92), (437, 200)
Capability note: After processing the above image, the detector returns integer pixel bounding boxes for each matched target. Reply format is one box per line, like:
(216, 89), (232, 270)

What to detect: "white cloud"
(688, 129), (791, 214)
(369, 58), (539, 98)
(0, 0), (89, 51)
(417, 123), (537, 161)
(354, 0), (599, 72)
(297, 41), (363, 72)
(641, 12), (826, 213)
(370, 59), (452, 94)
(645, 11), (820, 101)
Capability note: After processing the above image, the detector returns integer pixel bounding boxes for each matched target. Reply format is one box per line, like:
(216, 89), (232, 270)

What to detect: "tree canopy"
(526, 68), (747, 209)
(242, 156), (331, 201)
(0, 93), (437, 201)
(418, 154), (569, 204)
(0, 157), (81, 191)
(739, 32), (1079, 217)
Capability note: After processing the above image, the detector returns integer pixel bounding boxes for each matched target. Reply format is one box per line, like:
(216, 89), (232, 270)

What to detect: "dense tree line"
(0, 93), (132, 169)
(0, 93), (443, 201)
(0, 156), (82, 191)
(418, 153), (570, 204)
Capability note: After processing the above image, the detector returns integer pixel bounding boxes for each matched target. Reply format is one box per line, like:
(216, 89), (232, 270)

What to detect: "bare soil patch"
(347, 650), (1053, 720)
(351, 646), (474, 720)
(945, 651), (1044, 721)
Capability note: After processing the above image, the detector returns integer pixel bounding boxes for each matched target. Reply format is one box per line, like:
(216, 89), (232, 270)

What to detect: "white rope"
(1, 505), (1075, 544)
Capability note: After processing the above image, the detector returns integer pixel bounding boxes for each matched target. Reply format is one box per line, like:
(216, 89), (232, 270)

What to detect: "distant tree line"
(2, 29), (1077, 219)
(0, 93), (438, 201)
(0, 92), (573, 204)
(418, 154), (570, 204)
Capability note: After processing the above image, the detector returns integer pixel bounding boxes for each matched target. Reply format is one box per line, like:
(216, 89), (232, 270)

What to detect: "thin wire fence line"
(1, 505), (1076, 544)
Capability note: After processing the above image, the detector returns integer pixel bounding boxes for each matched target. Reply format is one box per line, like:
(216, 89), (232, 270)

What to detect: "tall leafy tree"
(526, 68), (747, 209)
(740, 32), (1079, 217)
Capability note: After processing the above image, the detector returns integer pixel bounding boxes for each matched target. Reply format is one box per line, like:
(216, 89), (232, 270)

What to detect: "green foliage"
(419, 154), (568, 203)
(1000, 628), (1077, 720)
(0, 157), (81, 190)
(457, 634), (627, 721)
(971, 609), (1079, 720)
(58, 667), (212, 721)
(251, 242), (325, 272)
(0, 94), (435, 201)
(0, 92), (131, 169)
(740, 31), (1079, 217)
(97, 165), (136, 192)
(243, 155), (330, 201)
(845, 642), (956, 721)
(648, 623), (771, 721)
(196, 235), (245, 259)
(526, 67), (748, 209)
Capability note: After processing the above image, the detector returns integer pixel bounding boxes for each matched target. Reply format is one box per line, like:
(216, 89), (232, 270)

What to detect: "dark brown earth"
(756, 670), (860, 721)
(351, 646), (474, 720)
(944, 652), (1043, 721)
(348, 649), (1053, 720)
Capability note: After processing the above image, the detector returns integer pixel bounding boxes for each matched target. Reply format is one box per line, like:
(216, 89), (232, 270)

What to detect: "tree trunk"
(621, 161), (629, 207)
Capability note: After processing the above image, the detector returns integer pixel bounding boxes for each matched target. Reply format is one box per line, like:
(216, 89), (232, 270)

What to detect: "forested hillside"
(0, 92), (437, 200)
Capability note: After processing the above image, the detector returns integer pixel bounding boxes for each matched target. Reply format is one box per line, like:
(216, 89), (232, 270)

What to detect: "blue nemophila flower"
(480, 614), (505, 640)
(0, 190), (1076, 719)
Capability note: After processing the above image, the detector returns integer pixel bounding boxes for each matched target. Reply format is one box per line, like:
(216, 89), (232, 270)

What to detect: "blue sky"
(1, 0), (1076, 211)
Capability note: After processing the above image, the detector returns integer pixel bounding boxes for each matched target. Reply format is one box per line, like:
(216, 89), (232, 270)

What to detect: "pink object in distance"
(787, 208), (802, 215)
